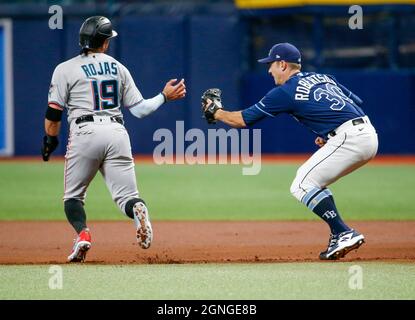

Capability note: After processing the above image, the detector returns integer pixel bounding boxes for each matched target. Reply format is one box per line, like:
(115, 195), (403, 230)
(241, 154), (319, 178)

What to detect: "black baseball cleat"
(319, 229), (365, 260)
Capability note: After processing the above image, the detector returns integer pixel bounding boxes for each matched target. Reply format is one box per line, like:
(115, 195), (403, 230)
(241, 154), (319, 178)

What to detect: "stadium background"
(0, 0), (414, 156)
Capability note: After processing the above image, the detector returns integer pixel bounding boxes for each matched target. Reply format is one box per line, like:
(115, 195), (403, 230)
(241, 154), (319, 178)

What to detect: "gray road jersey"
(48, 53), (143, 124)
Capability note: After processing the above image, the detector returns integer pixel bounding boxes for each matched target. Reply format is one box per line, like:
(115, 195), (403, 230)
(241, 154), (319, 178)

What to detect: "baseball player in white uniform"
(42, 16), (186, 262)
(201, 43), (378, 260)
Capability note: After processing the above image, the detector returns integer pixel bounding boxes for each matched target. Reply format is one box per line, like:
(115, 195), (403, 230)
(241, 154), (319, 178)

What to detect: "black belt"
(75, 115), (124, 125)
(328, 117), (365, 138)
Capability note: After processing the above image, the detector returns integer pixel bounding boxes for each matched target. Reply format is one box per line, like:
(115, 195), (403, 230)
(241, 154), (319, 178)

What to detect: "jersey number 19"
(91, 80), (119, 110)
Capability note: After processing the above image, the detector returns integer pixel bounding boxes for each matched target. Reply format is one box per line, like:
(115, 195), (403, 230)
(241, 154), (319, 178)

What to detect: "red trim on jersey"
(48, 102), (64, 111)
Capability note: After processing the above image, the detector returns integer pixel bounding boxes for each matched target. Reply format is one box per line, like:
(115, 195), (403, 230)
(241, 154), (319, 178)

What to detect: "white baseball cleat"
(319, 229), (365, 260)
(133, 202), (153, 249)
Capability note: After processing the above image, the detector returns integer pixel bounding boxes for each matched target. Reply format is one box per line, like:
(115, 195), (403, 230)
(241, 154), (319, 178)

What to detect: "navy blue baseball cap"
(258, 43), (301, 64)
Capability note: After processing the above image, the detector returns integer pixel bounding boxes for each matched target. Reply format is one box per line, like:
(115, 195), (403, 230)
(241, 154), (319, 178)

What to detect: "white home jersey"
(48, 53), (143, 123)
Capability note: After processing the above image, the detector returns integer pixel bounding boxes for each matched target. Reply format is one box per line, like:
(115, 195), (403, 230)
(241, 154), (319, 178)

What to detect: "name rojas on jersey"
(294, 73), (336, 101)
(81, 61), (118, 77)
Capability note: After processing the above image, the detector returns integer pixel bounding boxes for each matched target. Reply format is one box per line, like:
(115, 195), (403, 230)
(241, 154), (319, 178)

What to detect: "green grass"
(0, 263), (414, 299)
(0, 162), (414, 220)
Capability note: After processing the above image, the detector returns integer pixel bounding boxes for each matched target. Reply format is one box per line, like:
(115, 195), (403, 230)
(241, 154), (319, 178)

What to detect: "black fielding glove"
(201, 88), (223, 124)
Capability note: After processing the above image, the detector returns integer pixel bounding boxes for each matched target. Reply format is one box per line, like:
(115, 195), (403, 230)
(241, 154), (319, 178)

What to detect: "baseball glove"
(201, 88), (223, 124)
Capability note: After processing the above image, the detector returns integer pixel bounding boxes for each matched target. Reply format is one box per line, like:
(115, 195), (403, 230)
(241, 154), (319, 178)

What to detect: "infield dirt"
(0, 221), (414, 264)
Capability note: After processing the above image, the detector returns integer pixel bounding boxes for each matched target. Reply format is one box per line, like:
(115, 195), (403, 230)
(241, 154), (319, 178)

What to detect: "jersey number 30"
(313, 83), (353, 111)
(91, 80), (118, 110)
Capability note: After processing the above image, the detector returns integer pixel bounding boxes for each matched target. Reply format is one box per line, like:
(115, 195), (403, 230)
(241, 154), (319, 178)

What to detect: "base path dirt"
(0, 221), (414, 264)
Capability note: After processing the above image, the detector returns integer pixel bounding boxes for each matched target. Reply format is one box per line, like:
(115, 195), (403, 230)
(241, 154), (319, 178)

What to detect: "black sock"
(312, 196), (351, 235)
(125, 198), (146, 219)
(64, 199), (87, 234)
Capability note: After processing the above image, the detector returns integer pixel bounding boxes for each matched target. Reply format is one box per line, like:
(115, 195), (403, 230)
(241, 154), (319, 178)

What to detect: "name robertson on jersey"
(294, 74), (336, 101)
(81, 62), (118, 77)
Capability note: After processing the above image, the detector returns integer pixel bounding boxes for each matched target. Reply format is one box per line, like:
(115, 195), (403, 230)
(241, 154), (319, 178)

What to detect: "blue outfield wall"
(118, 15), (188, 154)
(11, 15), (415, 156)
(13, 19), (64, 156)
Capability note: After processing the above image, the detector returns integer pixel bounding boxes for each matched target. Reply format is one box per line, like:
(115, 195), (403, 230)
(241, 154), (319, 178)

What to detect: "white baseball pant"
(290, 116), (378, 209)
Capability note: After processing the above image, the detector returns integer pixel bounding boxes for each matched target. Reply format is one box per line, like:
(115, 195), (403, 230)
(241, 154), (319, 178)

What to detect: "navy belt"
(75, 115), (124, 125)
(328, 117), (365, 138)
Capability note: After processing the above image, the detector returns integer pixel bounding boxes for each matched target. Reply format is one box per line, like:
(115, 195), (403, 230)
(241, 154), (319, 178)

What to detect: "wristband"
(161, 92), (168, 103)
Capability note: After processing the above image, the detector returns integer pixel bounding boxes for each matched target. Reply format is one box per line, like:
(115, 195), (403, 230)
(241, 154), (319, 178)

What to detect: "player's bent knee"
(290, 180), (304, 202)
(290, 174), (320, 203)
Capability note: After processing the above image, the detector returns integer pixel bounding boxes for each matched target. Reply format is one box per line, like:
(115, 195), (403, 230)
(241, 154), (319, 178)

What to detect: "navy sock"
(125, 198), (146, 220)
(311, 196), (351, 235)
(64, 199), (87, 234)
(302, 188), (351, 235)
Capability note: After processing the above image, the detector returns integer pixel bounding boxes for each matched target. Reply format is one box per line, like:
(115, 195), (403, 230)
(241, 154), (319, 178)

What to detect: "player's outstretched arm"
(128, 79), (186, 119)
(214, 109), (246, 128)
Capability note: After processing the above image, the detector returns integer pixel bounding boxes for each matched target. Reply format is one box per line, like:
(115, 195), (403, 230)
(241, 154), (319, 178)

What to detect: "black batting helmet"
(79, 16), (117, 51)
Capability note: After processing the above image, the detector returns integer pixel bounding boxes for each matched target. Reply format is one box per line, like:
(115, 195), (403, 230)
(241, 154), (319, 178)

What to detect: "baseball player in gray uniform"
(41, 16), (186, 262)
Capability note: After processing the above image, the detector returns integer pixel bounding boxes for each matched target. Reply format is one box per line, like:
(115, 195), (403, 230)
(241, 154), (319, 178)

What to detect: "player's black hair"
(80, 47), (90, 56)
